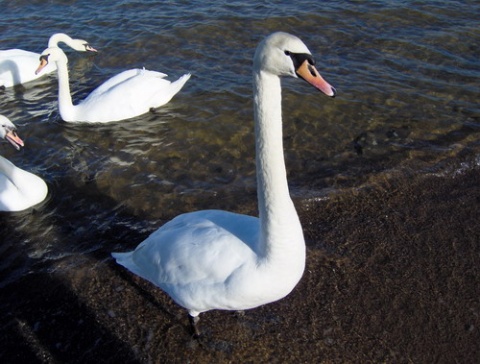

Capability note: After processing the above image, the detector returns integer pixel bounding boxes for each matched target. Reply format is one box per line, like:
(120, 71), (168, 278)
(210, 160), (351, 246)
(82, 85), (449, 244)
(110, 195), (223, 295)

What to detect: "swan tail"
(169, 73), (191, 96)
(149, 73), (191, 109)
(111, 251), (134, 267)
(112, 251), (151, 281)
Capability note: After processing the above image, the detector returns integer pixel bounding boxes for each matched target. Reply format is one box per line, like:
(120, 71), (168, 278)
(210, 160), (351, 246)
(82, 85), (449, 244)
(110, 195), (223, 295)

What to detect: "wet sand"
(1, 160), (479, 363)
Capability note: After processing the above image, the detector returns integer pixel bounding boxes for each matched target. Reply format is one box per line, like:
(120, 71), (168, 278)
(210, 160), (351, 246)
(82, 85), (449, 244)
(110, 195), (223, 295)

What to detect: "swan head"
(0, 115), (24, 150)
(254, 32), (336, 97)
(68, 39), (97, 53)
(35, 47), (68, 75)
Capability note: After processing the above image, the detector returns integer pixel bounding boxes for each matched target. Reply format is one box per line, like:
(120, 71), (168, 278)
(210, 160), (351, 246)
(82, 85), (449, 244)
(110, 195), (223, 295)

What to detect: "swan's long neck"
(48, 33), (72, 48)
(253, 70), (304, 261)
(54, 56), (76, 121)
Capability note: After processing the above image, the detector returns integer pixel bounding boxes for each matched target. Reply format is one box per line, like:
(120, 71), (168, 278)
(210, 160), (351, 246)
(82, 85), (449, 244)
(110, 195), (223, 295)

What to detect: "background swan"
(0, 33), (96, 88)
(0, 115), (48, 212)
(112, 32), (336, 336)
(35, 46), (191, 123)
(0, 115), (24, 150)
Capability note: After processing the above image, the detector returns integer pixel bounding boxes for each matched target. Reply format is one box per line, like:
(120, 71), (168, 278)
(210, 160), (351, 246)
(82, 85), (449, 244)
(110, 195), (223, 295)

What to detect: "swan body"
(36, 47), (191, 123)
(112, 32), (336, 335)
(0, 33), (96, 88)
(0, 115), (48, 212)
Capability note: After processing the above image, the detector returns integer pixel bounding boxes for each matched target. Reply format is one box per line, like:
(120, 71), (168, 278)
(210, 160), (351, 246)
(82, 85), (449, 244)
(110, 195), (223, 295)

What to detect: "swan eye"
(288, 52), (316, 69)
(284, 50), (291, 56)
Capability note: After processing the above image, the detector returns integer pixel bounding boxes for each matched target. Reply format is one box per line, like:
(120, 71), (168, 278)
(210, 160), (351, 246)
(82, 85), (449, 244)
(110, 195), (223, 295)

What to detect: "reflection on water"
(0, 1), (479, 290)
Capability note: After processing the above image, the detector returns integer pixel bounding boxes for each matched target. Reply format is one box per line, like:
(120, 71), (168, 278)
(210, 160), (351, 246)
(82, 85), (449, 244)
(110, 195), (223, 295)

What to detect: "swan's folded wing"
(80, 68), (173, 121)
(126, 211), (259, 288)
(86, 68), (168, 100)
(0, 49), (38, 60)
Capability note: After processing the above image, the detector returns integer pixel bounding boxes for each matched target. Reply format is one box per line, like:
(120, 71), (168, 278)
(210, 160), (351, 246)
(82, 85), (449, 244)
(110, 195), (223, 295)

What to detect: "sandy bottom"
(1, 164), (479, 363)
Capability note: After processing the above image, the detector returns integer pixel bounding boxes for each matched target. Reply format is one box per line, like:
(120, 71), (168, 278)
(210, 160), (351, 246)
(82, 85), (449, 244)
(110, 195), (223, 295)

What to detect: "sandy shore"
(1, 160), (479, 363)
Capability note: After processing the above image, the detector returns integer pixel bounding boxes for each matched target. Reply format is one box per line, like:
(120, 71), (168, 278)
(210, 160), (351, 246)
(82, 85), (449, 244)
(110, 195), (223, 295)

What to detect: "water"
(0, 0), (479, 318)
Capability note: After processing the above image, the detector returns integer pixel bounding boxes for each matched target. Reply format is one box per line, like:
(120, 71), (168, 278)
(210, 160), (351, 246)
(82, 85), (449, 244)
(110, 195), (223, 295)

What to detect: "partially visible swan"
(0, 33), (97, 88)
(112, 32), (336, 336)
(35, 46), (191, 123)
(0, 115), (24, 150)
(0, 115), (48, 212)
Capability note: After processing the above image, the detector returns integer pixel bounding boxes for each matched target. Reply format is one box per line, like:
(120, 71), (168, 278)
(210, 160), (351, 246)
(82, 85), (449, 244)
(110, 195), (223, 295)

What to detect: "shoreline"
(1, 158), (479, 363)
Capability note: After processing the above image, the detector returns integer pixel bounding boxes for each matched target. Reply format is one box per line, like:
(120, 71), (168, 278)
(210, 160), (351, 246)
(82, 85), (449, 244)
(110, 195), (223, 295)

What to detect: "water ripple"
(0, 0), (479, 284)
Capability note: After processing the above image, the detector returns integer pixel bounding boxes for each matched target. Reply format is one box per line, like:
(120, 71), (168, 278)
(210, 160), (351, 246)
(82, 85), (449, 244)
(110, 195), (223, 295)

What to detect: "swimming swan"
(112, 32), (336, 336)
(35, 46), (191, 123)
(0, 33), (97, 88)
(0, 115), (24, 151)
(0, 115), (48, 212)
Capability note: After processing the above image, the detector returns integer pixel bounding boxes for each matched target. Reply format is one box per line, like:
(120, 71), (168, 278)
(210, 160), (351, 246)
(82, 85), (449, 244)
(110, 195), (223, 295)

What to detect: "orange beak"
(296, 60), (336, 97)
(6, 129), (24, 150)
(85, 44), (97, 52)
(35, 57), (49, 75)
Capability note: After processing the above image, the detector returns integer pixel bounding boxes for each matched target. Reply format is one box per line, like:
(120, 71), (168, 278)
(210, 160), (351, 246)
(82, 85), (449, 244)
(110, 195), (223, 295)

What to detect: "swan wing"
(79, 69), (186, 122)
(113, 210), (259, 288)
(87, 68), (167, 99)
(0, 49), (38, 60)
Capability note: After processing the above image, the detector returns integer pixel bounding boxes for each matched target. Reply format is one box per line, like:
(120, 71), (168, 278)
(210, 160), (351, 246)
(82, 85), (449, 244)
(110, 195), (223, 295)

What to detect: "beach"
(1, 156), (478, 363)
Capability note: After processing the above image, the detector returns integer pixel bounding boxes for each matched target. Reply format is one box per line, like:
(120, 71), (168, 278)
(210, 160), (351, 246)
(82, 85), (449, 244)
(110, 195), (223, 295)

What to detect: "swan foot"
(189, 314), (201, 338)
(235, 310), (245, 317)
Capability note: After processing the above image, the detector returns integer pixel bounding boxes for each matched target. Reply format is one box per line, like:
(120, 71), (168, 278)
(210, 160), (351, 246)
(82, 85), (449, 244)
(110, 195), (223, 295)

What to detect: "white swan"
(35, 46), (191, 123)
(0, 115), (24, 150)
(0, 33), (97, 88)
(112, 32), (336, 335)
(0, 115), (48, 212)
(0, 115), (24, 151)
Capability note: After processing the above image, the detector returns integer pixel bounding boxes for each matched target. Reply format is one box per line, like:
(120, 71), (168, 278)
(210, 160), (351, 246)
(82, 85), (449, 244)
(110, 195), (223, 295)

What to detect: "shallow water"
(0, 0), (479, 310)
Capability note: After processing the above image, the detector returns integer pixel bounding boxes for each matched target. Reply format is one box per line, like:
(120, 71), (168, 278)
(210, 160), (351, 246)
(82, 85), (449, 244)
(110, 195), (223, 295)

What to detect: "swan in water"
(0, 115), (48, 212)
(112, 32), (336, 336)
(0, 115), (24, 151)
(35, 46), (191, 123)
(0, 33), (97, 88)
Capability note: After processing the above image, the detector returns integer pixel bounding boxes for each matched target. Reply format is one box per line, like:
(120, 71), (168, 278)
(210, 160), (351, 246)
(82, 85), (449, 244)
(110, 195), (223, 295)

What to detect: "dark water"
(0, 0), (479, 319)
